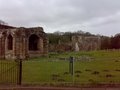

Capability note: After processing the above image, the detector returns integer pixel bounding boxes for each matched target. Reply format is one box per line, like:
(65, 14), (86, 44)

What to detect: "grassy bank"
(22, 50), (120, 85)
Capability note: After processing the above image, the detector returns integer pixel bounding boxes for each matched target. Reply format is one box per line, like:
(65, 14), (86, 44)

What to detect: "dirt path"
(0, 86), (120, 90)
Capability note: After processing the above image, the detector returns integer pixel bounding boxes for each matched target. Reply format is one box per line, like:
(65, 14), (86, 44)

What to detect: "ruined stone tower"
(0, 24), (48, 60)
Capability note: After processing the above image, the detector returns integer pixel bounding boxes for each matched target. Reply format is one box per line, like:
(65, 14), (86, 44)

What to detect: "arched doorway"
(7, 34), (13, 50)
(29, 34), (39, 51)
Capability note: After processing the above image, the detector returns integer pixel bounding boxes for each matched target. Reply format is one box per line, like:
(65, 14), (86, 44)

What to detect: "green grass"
(49, 50), (120, 58)
(22, 50), (120, 85)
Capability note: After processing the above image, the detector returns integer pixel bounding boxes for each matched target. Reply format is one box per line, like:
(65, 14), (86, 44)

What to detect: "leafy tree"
(101, 36), (111, 50)
(111, 33), (120, 49)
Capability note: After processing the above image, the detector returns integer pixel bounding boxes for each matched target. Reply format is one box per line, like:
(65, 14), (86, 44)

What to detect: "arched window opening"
(29, 34), (39, 51)
(8, 34), (13, 50)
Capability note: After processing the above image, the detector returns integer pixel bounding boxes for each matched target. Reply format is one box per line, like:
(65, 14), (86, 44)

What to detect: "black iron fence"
(0, 60), (22, 85)
(0, 57), (120, 87)
(21, 57), (120, 86)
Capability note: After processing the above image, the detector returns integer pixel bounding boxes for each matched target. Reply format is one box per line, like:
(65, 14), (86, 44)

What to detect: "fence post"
(69, 56), (74, 76)
(18, 59), (22, 85)
(69, 56), (75, 84)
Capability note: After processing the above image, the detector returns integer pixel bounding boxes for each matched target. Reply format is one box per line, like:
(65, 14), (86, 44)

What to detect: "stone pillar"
(0, 38), (2, 58)
(16, 37), (26, 59)
(43, 37), (48, 56)
(5, 36), (7, 54)
(15, 37), (20, 59)
(38, 38), (43, 53)
(22, 37), (26, 59)
(0, 38), (1, 58)
(2, 38), (5, 59)
(19, 38), (22, 59)
(0, 36), (5, 59)
(13, 37), (16, 59)
(25, 37), (29, 58)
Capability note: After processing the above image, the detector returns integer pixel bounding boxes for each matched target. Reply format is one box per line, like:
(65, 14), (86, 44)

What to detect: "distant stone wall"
(49, 35), (101, 52)
(0, 26), (48, 60)
(72, 36), (101, 51)
(49, 43), (72, 52)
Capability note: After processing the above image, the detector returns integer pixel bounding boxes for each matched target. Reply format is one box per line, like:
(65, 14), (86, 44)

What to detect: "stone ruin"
(49, 35), (101, 52)
(0, 24), (48, 60)
(72, 35), (101, 51)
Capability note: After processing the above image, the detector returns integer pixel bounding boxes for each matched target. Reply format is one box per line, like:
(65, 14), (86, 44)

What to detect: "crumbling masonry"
(0, 25), (48, 60)
(72, 35), (101, 51)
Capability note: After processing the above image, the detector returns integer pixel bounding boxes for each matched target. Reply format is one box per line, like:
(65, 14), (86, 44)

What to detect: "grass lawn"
(22, 50), (120, 85)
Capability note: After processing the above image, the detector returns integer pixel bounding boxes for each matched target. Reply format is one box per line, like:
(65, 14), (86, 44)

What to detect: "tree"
(101, 36), (111, 49)
(111, 34), (120, 49)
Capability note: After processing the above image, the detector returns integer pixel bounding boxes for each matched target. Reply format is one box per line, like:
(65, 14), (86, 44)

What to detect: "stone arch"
(7, 34), (13, 50)
(29, 34), (39, 51)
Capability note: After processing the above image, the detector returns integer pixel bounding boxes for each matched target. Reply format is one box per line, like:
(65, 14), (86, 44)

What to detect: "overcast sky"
(0, 0), (120, 36)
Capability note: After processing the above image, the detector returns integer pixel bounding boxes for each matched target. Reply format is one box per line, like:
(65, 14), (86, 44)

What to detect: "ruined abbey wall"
(72, 36), (101, 51)
(0, 25), (48, 60)
(49, 35), (101, 52)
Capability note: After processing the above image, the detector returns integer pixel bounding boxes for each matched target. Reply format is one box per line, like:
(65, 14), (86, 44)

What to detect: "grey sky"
(0, 0), (120, 36)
